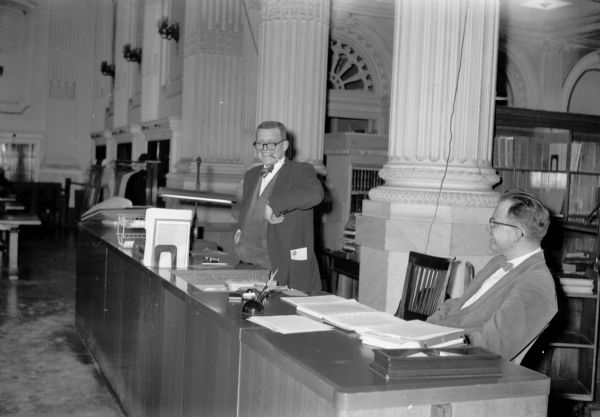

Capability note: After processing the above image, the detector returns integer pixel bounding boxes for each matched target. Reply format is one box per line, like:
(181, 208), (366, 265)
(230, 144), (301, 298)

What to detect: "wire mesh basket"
(117, 214), (146, 248)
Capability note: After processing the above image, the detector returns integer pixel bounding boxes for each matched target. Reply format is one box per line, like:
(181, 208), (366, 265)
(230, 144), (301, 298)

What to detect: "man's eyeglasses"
(488, 218), (524, 236)
(253, 139), (285, 151)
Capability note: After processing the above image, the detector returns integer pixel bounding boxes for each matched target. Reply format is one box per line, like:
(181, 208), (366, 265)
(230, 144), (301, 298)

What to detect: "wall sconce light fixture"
(100, 61), (115, 77)
(123, 44), (142, 64)
(157, 16), (179, 43)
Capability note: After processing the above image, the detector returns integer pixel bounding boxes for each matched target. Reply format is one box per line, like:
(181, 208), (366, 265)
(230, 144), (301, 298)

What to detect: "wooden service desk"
(76, 221), (550, 417)
(0, 213), (41, 279)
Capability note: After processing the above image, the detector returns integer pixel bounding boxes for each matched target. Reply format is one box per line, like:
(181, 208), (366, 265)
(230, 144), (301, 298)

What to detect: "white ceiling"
(500, 0), (600, 29)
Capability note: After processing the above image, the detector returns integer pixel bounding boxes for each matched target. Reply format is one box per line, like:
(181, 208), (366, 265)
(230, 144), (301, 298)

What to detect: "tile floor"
(0, 226), (124, 417)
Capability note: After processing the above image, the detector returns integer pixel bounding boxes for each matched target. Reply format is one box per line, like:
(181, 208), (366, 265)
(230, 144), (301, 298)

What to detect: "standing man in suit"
(427, 191), (558, 360)
(234, 121), (324, 294)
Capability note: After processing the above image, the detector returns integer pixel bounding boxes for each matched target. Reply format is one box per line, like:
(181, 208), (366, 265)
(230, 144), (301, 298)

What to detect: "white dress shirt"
(461, 248), (542, 309)
(260, 158), (284, 194)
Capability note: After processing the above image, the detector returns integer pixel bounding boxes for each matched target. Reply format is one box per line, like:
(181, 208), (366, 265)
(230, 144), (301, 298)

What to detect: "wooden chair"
(464, 261), (475, 290)
(70, 163), (105, 218)
(395, 251), (456, 320)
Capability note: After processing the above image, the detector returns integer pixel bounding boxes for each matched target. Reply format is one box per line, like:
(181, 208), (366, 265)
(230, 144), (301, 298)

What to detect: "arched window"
(328, 39), (374, 91)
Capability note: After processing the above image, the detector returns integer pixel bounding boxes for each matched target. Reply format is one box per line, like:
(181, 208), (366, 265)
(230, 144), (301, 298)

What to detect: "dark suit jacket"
(427, 252), (557, 360)
(238, 159), (324, 293)
(124, 169), (147, 206)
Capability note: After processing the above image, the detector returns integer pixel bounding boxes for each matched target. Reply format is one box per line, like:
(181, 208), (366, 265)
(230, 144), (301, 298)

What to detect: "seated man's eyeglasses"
(253, 139), (285, 151)
(488, 218), (524, 236)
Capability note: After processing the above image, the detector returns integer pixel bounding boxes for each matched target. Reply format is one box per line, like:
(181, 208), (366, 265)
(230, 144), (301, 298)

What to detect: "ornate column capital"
(260, 0), (330, 24)
(369, 187), (498, 208)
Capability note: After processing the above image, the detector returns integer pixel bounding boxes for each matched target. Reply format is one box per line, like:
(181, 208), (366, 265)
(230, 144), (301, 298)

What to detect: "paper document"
(247, 315), (334, 334)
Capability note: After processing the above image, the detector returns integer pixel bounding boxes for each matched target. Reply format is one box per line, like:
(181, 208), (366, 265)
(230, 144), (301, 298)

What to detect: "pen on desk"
(257, 269), (278, 303)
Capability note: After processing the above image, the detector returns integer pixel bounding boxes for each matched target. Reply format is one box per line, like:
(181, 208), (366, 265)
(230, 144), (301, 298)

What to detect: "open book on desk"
(281, 295), (465, 348)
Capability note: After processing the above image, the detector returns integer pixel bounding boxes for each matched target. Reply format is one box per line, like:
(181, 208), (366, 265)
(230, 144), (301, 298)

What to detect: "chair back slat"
(396, 251), (455, 320)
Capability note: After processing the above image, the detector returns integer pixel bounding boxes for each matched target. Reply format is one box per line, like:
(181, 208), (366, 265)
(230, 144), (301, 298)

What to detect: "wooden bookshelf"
(493, 106), (600, 404)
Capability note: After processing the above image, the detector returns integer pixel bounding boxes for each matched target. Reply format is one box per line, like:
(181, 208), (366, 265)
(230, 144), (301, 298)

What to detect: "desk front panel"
(239, 329), (550, 417)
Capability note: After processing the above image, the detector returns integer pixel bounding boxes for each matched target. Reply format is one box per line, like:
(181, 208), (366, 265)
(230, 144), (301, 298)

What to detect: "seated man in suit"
(234, 121), (324, 294)
(427, 190), (558, 361)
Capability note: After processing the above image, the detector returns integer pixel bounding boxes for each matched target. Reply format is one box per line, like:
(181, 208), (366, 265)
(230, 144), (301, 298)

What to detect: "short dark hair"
(500, 190), (550, 242)
(256, 121), (286, 140)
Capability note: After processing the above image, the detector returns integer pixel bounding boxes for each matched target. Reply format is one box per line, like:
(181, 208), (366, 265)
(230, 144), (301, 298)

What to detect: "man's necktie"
(261, 165), (274, 177)
(502, 262), (513, 272)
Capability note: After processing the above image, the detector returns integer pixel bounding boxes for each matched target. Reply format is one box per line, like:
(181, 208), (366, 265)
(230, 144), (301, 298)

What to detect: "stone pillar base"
(356, 192), (498, 313)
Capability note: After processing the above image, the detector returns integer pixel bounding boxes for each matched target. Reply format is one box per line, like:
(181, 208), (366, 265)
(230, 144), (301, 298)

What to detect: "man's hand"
(265, 204), (284, 224)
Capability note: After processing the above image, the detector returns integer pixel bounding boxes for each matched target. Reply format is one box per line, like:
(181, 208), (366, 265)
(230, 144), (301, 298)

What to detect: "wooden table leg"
(7, 226), (19, 280)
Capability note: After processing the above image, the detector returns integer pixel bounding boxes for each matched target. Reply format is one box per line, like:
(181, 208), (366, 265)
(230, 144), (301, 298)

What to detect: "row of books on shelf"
(493, 134), (600, 173)
(497, 170), (599, 219)
(497, 171), (566, 216)
(568, 174), (600, 220)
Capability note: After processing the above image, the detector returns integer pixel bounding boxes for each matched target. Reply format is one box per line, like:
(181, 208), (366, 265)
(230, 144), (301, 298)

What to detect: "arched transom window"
(328, 39), (374, 91)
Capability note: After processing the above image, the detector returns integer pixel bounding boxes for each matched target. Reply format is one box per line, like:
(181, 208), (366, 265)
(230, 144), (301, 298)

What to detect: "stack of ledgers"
(280, 295), (465, 349)
(559, 277), (595, 295)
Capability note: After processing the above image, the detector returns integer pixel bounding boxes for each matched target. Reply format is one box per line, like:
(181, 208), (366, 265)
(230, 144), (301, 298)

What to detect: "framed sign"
(143, 208), (193, 269)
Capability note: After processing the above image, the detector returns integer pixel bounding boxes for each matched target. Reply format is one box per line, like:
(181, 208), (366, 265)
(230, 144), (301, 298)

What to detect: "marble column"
(43, 0), (96, 182)
(255, 0), (330, 171)
(176, 0), (250, 223)
(357, 0), (501, 313)
(140, 0), (162, 122)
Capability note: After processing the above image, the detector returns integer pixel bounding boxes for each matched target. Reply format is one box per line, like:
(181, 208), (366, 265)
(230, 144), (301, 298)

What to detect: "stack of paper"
(281, 295), (465, 349)
(357, 321), (465, 349)
(559, 277), (595, 295)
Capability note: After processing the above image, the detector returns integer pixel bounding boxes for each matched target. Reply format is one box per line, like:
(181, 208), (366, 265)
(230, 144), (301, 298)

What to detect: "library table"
(0, 213), (41, 279)
(76, 220), (551, 417)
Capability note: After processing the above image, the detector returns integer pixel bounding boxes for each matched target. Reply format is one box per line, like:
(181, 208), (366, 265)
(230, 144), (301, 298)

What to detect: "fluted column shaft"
(357, 0), (502, 313)
(372, 0), (499, 204)
(140, 0), (161, 122)
(256, 0), (330, 168)
(174, 0), (249, 197)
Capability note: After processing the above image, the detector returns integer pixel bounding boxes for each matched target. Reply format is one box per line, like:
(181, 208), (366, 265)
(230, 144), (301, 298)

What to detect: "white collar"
(506, 247), (541, 269)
